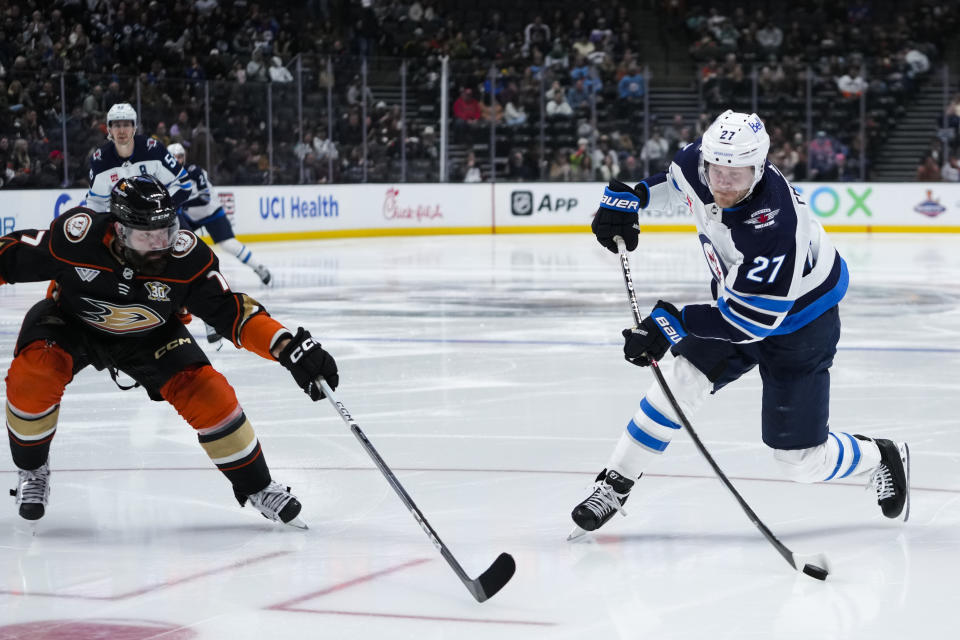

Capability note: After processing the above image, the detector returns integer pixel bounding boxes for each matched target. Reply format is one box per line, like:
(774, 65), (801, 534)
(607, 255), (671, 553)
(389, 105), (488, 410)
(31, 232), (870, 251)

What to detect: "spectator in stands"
(269, 56), (293, 83)
(81, 84), (104, 117)
(35, 149), (63, 188)
(152, 122), (171, 147)
(545, 39), (569, 70)
(942, 154), (960, 182)
(756, 22), (783, 54)
(460, 150), (483, 183)
(567, 78), (591, 114)
(546, 90), (573, 119)
(523, 16), (551, 58)
(808, 131), (841, 180)
(6, 138), (35, 187)
(246, 48), (269, 82)
(640, 128), (670, 173)
(836, 66), (868, 99)
(916, 154), (941, 181)
(548, 148), (572, 181)
(453, 87), (483, 126)
(504, 98), (527, 127)
(506, 149), (535, 181)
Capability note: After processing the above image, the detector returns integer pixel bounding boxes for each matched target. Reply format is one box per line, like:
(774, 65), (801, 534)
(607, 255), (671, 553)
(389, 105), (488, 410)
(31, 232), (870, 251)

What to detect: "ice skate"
(865, 438), (910, 521)
(568, 469), (634, 541)
(9, 462), (50, 521)
(239, 481), (307, 529)
(253, 264), (272, 285)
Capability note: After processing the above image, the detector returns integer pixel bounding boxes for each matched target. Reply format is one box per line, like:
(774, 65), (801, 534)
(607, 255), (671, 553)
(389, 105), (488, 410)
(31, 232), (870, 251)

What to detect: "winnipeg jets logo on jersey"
(748, 208), (780, 229)
(78, 298), (165, 333)
(144, 281), (171, 302)
(701, 241), (726, 283)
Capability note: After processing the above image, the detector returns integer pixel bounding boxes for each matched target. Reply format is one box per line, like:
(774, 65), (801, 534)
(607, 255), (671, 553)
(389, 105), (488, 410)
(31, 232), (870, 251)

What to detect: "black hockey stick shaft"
(613, 236), (828, 579)
(317, 379), (516, 601)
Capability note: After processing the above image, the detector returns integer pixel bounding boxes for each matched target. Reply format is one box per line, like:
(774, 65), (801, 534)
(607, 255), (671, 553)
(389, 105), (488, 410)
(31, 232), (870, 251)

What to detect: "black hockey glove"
(591, 179), (648, 253)
(276, 327), (339, 400)
(622, 301), (687, 367)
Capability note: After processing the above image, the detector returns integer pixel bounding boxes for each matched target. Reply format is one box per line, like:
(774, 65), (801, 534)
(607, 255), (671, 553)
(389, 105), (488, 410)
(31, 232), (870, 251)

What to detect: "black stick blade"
(473, 553), (516, 602)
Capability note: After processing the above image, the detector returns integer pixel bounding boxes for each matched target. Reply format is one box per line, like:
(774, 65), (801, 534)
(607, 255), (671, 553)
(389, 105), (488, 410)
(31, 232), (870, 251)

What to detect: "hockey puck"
(802, 563), (828, 581)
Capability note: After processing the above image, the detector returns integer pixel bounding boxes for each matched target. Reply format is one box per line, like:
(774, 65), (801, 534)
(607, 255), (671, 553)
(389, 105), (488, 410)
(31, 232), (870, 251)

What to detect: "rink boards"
(3, 181), (960, 239)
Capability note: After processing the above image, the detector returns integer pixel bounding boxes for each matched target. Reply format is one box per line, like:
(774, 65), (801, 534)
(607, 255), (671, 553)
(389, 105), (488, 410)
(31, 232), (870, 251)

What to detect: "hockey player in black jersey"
(1, 175), (338, 527)
(570, 110), (910, 539)
(86, 103), (194, 213)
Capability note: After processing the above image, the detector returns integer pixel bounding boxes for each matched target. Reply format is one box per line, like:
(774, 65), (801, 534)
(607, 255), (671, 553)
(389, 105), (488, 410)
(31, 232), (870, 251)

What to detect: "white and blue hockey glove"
(591, 179), (648, 253)
(622, 300), (687, 366)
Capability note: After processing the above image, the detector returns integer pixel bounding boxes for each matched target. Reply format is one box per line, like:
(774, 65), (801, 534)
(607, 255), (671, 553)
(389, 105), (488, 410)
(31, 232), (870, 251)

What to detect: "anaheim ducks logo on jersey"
(144, 281), (171, 302)
(78, 297), (165, 333)
(171, 230), (197, 257)
(64, 212), (93, 243)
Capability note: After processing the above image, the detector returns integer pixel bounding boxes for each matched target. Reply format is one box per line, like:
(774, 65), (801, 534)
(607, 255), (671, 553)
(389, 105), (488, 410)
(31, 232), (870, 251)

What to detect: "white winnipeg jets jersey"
(640, 140), (848, 343)
(86, 135), (194, 213)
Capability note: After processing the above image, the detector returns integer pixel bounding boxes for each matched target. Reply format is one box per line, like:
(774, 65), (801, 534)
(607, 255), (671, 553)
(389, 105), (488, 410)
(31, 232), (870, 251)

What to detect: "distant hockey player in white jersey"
(571, 110), (910, 537)
(86, 103), (194, 213)
(167, 143), (272, 345)
(167, 143), (271, 287)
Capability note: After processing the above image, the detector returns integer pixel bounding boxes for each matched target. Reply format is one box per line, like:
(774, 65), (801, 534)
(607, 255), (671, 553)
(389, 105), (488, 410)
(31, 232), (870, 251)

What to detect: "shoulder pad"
(146, 137), (159, 150)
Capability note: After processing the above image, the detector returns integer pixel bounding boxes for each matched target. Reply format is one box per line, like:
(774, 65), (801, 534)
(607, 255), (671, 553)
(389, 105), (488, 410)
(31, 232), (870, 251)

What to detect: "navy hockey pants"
(672, 305), (841, 450)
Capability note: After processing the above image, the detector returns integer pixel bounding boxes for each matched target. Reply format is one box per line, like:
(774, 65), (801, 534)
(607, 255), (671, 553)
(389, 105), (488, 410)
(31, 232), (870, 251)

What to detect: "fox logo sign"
(600, 195), (640, 211)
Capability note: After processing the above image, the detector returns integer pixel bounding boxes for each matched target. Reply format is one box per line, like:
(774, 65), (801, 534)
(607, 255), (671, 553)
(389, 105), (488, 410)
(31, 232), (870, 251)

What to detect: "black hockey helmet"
(110, 175), (180, 273)
(110, 175), (177, 230)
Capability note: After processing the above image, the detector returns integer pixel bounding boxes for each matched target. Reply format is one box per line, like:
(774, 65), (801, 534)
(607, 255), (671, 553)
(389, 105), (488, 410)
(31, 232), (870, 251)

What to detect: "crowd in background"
(0, 0), (957, 188)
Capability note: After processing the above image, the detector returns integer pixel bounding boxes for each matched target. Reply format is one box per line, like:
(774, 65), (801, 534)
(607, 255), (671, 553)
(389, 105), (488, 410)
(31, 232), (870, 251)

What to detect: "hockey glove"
(622, 301), (687, 367)
(591, 179), (648, 253)
(277, 327), (339, 400)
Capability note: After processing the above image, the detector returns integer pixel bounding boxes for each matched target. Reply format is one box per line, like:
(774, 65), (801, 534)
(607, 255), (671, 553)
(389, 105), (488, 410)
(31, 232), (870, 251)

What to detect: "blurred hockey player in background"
(571, 110), (910, 538)
(1, 176), (338, 527)
(86, 103), (194, 212)
(167, 142), (272, 344)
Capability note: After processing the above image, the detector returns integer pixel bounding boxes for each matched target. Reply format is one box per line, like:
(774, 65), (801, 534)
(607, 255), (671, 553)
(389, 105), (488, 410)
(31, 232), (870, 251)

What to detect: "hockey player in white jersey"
(571, 110), (910, 537)
(167, 143), (272, 344)
(86, 103), (194, 213)
(167, 143), (271, 287)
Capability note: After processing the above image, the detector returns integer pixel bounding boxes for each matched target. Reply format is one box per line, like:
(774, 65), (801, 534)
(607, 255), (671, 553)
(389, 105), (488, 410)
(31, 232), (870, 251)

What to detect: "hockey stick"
(317, 379), (516, 602)
(612, 236), (830, 581)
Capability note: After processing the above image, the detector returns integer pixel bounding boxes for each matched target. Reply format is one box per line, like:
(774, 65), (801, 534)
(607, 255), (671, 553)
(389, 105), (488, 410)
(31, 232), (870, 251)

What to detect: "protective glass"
(117, 219), (180, 253)
(704, 162), (755, 193)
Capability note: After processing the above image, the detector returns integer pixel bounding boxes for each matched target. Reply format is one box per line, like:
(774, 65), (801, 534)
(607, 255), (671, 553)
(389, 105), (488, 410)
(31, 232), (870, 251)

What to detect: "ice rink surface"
(1, 232), (958, 639)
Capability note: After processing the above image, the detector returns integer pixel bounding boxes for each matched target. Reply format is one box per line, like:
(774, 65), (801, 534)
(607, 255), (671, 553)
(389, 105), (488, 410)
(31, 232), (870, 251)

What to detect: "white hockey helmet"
(106, 102), (138, 129)
(699, 109), (770, 201)
(167, 142), (186, 161)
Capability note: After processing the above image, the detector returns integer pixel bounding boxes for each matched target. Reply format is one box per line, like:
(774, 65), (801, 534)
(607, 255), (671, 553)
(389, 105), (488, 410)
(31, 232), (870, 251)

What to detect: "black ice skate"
(568, 469), (635, 541)
(10, 461), (51, 521)
(863, 437), (910, 521)
(238, 481), (307, 529)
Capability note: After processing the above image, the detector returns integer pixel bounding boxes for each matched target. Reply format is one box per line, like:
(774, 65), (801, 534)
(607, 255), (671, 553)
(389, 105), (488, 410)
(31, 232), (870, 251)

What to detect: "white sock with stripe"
(606, 356), (714, 480)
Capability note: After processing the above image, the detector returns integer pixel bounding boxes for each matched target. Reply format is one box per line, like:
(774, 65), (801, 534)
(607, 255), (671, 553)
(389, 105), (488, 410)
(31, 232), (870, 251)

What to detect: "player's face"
(115, 220), (179, 273)
(109, 120), (135, 145)
(173, 153), (185, 165)
(706, 163), (754, 208)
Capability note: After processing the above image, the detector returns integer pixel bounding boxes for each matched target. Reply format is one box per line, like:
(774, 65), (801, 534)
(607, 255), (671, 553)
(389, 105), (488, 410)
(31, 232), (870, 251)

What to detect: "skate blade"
(567, 525), (591, 542)
(285, 516), (309, 530)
